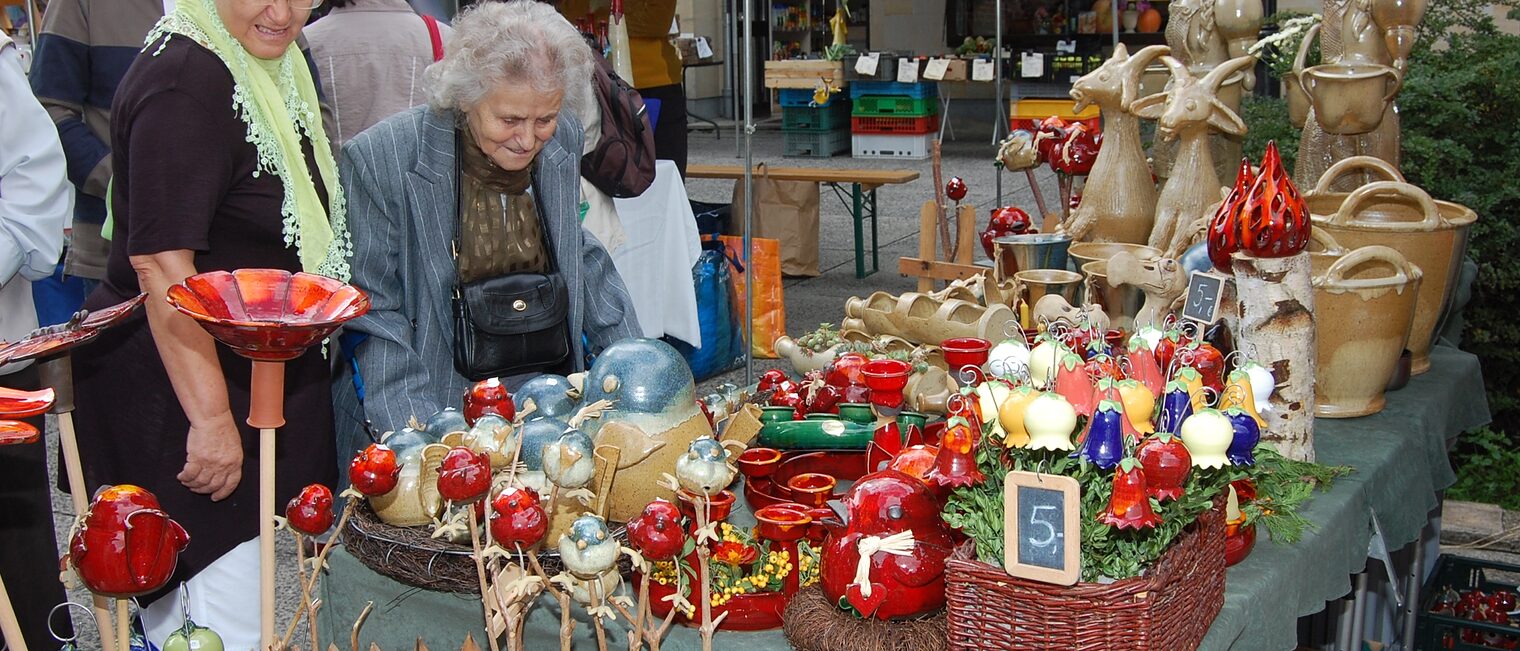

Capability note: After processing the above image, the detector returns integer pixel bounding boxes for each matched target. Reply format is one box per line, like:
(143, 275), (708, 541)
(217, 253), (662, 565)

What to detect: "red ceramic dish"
(165, 269), (370, 361)
(645, 576), (789, 631)
(0, 420), (40, 446)
(0, 387), (54, 419)
(0, 294), (146, 365)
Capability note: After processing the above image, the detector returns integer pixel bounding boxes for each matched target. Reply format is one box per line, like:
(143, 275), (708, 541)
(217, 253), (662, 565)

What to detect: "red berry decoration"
(1208, 158), (1254, 273)
(1237, 141), (1310, 258)
(463, 377), (514, 425)
(489, 485), (548, 548)
(626, 499), (687, 561)
(1051, 126), (1100, 176)
(348, 443), (401, 497)
(1100, 458), (1163, 530)
(826, 352), (870, 389)
(1136, 433), (1192, 501)
(69, 485), (190, 598)
(437, 446), (493, 503)
(945, 177), (968, 202)
(285, 484), (336, 536)
(980, 206), (1033, 258)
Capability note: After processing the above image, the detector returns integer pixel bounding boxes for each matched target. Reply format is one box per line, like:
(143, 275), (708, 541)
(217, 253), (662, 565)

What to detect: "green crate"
(782, 103), (851, 131)
(783, 128), (850, 157)
(851, 95), (938, 117)
(1417, 554), (1520, 650)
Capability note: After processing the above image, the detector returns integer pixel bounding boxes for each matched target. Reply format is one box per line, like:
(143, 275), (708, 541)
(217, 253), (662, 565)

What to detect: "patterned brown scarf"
(456, 124), (547, 283)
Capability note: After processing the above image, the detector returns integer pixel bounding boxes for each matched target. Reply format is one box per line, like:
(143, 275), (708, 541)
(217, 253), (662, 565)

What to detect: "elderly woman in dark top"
(334, 1), (640, 459)
(69, 0), (347, 645)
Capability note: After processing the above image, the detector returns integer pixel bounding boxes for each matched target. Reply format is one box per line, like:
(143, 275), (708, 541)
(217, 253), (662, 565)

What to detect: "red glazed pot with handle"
(70, 485), (190, 598)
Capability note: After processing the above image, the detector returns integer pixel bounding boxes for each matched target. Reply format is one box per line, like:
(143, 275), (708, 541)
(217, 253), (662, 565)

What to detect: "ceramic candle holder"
(737, 447), (784, 480)
(861, 358), (912, 410)
(785, 473), (837, 507)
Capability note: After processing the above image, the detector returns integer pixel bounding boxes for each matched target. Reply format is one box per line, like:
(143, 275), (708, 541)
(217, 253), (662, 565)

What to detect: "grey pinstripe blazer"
(331, 106), (641, 459)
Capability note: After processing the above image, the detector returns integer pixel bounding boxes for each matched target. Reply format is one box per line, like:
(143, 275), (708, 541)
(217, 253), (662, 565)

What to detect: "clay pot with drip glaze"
(69, 485), (190, 598)
(1307, 166), (1476, 376)
(1310, 245), (1422, 417)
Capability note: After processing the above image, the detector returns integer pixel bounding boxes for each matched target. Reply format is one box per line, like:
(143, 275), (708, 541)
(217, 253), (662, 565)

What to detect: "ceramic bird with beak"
(542, 428), (596, 489)
(558, 514), (620, 578)
(674, 437), (736, 497)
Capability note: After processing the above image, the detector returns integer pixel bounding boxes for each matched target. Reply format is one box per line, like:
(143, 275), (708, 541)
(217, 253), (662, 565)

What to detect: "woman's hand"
(178, 411), (244, 501)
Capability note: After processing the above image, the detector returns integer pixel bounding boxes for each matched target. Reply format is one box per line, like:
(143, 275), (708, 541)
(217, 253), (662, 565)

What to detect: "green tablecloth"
(320, 345), (1489, 651)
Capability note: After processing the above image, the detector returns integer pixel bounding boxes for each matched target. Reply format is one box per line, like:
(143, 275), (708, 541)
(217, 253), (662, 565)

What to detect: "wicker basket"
(944, 506), (1226, 650)
(341, 500), (631, 594)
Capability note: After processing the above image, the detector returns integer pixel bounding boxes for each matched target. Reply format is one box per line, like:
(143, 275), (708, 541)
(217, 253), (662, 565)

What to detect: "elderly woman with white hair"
(333, 0), (641, 457)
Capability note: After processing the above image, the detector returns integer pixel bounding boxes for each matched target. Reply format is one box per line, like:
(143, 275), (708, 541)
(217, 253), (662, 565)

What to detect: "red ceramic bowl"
(785, 473), (837, 507)
(754, 504), (813, 543)
(676, 488), (737, 522)
(0, 387), (54, 419)
(0, 294), (146, 365)
(941, 337), (992, 369)
(861, 358), (912, 410)
(737, 447), (784, 480)
(166, 269), (370, 361)
(0, 420), (40, 446)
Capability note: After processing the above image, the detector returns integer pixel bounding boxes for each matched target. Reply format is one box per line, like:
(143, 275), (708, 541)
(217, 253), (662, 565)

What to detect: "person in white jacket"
(0, 32), (72, 649)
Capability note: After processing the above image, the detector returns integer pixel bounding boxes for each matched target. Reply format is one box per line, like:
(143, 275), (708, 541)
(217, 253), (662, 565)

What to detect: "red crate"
(851, 114), (941, 135)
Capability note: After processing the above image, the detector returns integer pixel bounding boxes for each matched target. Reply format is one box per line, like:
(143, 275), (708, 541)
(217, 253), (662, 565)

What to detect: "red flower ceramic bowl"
(0, 387), (54, 419)
(166, 269), (370, 361)
(0, 294), (146, 365)
(0, 420), (40, 446)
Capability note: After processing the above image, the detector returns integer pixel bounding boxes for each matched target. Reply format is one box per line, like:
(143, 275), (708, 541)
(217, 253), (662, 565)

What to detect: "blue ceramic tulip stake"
(1224, 407), (1261, 466)
(674, 437), (736, 651)
(1076, 400), (1128, 469)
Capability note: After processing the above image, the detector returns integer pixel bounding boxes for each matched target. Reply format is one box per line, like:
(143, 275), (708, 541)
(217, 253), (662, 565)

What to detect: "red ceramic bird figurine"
(821, 469), (955, 620)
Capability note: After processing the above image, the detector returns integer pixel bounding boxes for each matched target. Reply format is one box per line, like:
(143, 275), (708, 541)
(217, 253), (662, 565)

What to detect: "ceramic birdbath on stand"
(0, 386), (55, 651)
(0, 294), (146, 651)
(165, 269), (369, 649)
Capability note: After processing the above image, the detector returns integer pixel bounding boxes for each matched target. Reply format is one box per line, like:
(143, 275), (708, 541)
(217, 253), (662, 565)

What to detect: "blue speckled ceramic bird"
(541, 428), (596, 489)
(674, 437), (736, 496)
(559, 514), (619, 577)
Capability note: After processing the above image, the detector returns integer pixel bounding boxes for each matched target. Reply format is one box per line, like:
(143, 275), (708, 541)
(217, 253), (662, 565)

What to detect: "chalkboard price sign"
(1183, 271), (1228, 325)
(1002, 471), (1081, 585)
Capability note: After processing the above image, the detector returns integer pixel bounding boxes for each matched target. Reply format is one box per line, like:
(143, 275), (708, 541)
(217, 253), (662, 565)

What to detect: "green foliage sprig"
(941, 423), (1351, 582)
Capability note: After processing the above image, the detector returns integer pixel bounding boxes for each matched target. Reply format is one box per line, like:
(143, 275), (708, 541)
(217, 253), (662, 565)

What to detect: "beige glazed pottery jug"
(1310, 245), (1422, 418)
(1307, 161), (1477, 375)
(1300, 61), (1401, 135)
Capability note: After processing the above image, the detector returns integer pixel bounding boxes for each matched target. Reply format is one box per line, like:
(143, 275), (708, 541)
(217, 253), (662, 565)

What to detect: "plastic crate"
(844, 53), (900, 81)
(851, 133), (933, 160)
(848, 80), (938, 99)
(852, 95), (938, 117)
(1009, 97), (1102, 133)
(1417, 554), (1520, 649)
(782, 103), (852, 131)
(778, 87), (847, 108)
(784, 128), (851, 157)
(851, 114), (940, 135)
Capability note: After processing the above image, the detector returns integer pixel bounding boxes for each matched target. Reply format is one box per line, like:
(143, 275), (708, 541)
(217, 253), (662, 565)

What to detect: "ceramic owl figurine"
(674, 437), (736, 497)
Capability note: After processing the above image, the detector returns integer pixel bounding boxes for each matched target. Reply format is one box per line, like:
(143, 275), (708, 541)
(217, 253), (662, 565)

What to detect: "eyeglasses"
(243, 0), (326, 11)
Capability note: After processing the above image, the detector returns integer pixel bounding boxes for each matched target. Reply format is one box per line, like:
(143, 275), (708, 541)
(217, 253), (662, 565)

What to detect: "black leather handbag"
(450, 150), (572, 381)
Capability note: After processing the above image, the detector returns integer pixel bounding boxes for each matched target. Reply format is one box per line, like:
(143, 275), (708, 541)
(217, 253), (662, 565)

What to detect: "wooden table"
(686, 164), (920, 278)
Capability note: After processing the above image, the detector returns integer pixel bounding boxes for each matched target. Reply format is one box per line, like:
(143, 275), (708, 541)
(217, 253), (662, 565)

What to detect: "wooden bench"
(686, 164), (920, 278)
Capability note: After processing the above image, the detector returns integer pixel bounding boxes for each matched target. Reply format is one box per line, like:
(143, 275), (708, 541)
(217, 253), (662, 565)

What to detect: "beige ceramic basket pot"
(1301, 61), (1401, 135)
(1081, 260), (1146, 331)
(1310, 245), (1422, 418)
(1307, 165), (1477, 375)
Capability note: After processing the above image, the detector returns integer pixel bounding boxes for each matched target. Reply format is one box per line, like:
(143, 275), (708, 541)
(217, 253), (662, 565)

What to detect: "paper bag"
(720, 235), (786, 358)
(728, 165), (821, 277)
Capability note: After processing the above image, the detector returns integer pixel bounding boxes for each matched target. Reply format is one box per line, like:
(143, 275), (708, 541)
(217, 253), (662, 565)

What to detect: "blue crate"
(778, 87), (847, 107)
(848, 81), (938, 99)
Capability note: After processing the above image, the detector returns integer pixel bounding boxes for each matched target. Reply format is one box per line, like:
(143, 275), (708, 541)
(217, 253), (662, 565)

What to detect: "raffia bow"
(851, 531), (916, 598)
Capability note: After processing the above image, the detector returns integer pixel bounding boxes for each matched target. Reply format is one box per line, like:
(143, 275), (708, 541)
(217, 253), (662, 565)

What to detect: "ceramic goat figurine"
(1106, 250), (1189, 328)
(1131, 54), (1255, 257)
(1062, 44), (1171, 245)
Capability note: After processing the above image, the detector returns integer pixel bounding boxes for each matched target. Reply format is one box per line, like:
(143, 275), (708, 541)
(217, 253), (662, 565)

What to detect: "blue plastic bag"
(667, 240), (745, 381)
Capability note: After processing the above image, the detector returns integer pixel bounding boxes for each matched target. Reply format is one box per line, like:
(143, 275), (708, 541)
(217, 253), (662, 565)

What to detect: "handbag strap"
(422, 15), (444, 62)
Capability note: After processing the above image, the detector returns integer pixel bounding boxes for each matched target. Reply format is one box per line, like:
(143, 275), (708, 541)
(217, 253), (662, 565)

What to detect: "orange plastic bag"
(720, 235), (787, 359)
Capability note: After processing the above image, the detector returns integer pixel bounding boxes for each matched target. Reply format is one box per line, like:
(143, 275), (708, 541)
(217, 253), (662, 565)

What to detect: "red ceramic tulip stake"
(165, 269), (369, 648)
(0, 294), (146, 651)
(0, 385), (55, 651)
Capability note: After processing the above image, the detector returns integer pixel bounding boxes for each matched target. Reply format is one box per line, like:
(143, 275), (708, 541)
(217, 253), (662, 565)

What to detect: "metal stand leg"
(1350, 572), (1370, 650)
(1404, 526), (1427, 646)
(938, 95), (956, 142)
(852, 183), (865, 278)
(869, 188), (879, 275)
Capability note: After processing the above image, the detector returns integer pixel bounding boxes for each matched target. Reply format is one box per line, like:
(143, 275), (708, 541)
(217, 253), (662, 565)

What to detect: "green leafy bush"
(1241, 96), (1299, 170)
(1397, 0), (1520, 501)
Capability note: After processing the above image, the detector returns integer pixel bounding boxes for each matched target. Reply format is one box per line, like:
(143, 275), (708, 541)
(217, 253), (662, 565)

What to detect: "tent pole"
(742, 0), (755, 385)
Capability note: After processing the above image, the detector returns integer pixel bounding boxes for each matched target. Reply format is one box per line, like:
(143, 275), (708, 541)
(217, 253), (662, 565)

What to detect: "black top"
(72, 35), (337, 604)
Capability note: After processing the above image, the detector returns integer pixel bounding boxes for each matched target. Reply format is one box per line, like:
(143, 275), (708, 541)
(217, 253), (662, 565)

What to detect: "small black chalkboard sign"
(1003, 471), (1081, 585)
(1183, 271), (1228, 325)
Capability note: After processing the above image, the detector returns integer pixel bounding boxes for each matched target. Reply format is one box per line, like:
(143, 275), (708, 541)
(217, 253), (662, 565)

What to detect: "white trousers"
(142, 537), (262, 651)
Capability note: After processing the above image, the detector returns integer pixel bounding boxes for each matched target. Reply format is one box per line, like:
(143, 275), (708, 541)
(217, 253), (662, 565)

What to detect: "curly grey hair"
(424, 1), (595, 126)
